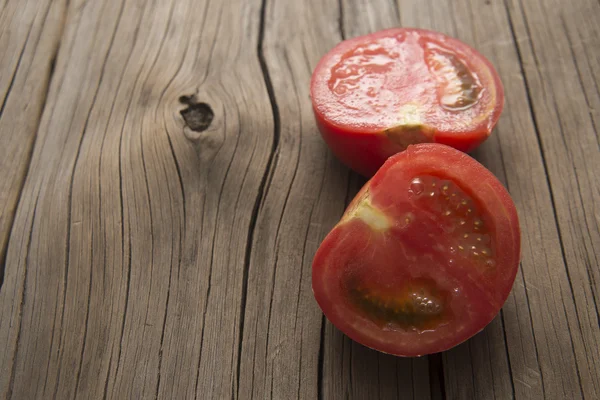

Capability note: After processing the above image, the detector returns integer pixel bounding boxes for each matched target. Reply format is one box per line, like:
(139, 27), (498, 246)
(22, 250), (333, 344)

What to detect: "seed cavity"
(410, 174), (495, 270)
(328, 38), (401, 115)
(347, 278), (450, 330)
(424, 43), (483, 111)
(411, 292), (442, 314)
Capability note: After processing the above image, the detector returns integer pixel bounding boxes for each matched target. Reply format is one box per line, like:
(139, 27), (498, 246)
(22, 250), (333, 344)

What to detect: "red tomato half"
(312, 144), (520, 356)
(311, 28), (504, 176)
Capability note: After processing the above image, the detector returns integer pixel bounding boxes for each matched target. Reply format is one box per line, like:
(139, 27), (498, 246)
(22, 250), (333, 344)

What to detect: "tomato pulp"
(312, 144), (520, 356)
(310, 28), (504, 176)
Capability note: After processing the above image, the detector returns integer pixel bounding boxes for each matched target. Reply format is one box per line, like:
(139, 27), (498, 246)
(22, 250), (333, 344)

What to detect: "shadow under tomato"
(344, 169), (368, 208)
(321, 319), (437, 399)
(469, 133), (510, 187)
(322, 313), (515, 399)
(441, 312), (514, 399)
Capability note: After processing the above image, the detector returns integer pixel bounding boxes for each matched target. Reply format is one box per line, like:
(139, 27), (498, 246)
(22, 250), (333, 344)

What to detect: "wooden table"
(1, 0), (598, 398)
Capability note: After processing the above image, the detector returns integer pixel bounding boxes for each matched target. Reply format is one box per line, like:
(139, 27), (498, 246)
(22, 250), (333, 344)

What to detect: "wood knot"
(179, 95), (214, 132)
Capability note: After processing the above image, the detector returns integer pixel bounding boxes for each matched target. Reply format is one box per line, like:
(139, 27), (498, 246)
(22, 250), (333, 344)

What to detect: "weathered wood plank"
(506, 0), (600, 398)
(562, 0), (600, 137)
(0, 0), (274, 398)
(0, 0), (67, 396)
(237, 0), (349, 398)
(0, 0), (66, 284)
(1, 0), (598, 398)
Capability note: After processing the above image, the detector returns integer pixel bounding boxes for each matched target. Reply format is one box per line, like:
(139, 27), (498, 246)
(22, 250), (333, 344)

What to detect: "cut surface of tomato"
(310, 28), (504, 176)
(312, 144), (520, 356)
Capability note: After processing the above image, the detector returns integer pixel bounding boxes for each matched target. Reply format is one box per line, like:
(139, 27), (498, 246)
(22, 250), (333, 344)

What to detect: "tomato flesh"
(311, 28), (504, 176)
(312, 144), (520, 356)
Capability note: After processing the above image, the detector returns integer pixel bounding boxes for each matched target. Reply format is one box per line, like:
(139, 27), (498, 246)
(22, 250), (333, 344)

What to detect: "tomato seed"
(410, 178), (425, 195)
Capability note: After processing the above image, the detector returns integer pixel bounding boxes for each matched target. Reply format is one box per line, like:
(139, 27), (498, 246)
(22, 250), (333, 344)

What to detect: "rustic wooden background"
(0, 0), (598, 398)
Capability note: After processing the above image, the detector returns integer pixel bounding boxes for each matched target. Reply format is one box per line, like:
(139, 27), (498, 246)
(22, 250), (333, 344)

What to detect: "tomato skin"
(314, 111), (400, 177)
(312, 144), (520, 357)
(311, 28), (504, 177)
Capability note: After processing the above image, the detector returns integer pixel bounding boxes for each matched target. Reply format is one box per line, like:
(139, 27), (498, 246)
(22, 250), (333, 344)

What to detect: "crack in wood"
(70, 2), (129, 398)
(7, 190), (41, 399)
(1, 0), (599, 398)
(505, 2), (599, 397)
(338, 0), (346, 40)
(234, 0), (282, 397)
(560, 16), (599, 139)
(0, 10), (34, 119)
(0, 0), (67, 291)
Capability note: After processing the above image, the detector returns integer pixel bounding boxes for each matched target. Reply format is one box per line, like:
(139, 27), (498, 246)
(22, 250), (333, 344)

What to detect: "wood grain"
(238, 0), (349, 398)
(0, 0), (273, 398)
(0, 0), (66, 285)
(506, 1), (600, 397)
(0, 0), (598, 398)
(0, 0), (67, 396)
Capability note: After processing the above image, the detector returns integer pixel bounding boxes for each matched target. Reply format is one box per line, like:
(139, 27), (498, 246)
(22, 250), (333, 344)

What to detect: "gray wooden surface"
(0, 0), (598, 398)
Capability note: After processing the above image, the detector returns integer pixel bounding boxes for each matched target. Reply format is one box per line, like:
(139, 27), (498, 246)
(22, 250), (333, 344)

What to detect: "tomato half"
(312, 144), (520, 356)
(310, 28), (504, 177)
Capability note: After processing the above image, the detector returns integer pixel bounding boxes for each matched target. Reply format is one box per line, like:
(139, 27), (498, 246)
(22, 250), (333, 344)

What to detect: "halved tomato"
(310, 28), (504, 177)
(312, 144), (520, 356)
